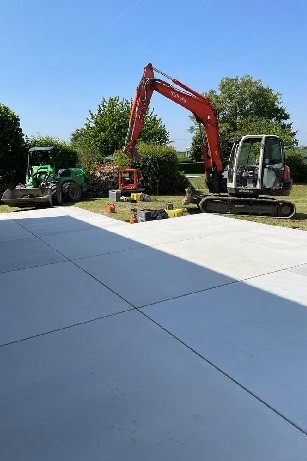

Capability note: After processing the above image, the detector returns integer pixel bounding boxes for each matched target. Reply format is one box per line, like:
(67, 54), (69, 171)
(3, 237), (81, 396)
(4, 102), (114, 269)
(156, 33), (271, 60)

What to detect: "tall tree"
(71, 96), (169, 171)
(190, 75), (297, 159)
(0, 104), (26, 183)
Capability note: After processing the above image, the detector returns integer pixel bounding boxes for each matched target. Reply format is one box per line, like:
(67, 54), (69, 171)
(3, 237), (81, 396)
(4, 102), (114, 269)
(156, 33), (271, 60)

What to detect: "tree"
(188, 131), (203, 162)
(71, 96), (170, 171)
(0, 104), (26, 184)
(190, 75), (297, 157)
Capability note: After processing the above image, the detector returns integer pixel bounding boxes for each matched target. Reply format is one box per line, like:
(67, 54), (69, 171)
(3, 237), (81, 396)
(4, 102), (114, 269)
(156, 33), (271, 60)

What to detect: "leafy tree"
(0, 104), (26, 184)
(190, 75), (297, 157)
(26, 135), (78, 170)
(71, 96), (169, 170)
(188, 131), (203, 162)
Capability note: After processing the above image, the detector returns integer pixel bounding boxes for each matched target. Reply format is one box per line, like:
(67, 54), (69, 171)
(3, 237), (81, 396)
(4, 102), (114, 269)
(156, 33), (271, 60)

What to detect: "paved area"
(1, 206), (307, 460)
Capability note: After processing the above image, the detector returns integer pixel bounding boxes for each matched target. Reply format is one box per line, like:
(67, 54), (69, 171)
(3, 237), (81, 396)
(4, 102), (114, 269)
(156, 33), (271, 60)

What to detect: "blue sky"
(1, 0), (306, 151)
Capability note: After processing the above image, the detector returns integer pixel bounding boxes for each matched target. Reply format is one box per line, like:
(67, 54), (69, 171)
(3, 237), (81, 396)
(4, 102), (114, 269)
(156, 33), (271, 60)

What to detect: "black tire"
(62, 182), (82, 202)
(50, 184), (63, 206)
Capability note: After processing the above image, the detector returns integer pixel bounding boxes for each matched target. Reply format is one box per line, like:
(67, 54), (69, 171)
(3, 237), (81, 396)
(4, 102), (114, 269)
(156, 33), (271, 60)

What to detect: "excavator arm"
(124, 63), (223, 190)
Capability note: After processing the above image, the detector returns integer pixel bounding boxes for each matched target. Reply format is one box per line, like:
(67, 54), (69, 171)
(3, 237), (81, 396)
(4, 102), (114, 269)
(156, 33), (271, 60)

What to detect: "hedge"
(285, 150), (307, 183)
(178, 162), (205, 174)
(134, 144), (189, 194)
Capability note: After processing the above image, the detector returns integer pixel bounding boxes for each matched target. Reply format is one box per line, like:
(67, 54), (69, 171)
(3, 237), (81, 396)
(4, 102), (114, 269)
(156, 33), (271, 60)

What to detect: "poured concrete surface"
(1, 206), (307, 460)
(0, 237), (66, 273)
(2, 311), (307, 461)
(0, 261), (132, 346)
(142, 272), (307, 431)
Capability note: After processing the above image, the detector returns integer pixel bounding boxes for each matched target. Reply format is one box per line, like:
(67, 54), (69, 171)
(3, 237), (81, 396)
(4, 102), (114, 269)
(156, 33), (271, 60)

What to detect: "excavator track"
(198, 195), (296, 218)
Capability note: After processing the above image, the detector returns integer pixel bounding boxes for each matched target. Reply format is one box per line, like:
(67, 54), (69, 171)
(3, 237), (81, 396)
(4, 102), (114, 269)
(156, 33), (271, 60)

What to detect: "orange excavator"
(121, 63), (295, 218)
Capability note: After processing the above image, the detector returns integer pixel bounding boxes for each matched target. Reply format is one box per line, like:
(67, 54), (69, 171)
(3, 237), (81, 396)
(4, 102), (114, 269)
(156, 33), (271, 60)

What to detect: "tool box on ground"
(166, 208), (183, 218)
(109, 189), (122, 201)
(137, 210), (153, 222)
(137, 209), (169, 222)
(131, 192), (142, 201)
(130, 192), (151, 202)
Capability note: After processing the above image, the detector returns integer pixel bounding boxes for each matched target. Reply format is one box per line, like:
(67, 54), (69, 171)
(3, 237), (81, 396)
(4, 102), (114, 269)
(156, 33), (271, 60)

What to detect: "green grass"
(74, 195), (196, 222)
(186, 175), (307, 231)
(232, 184), (307, 230)
(1, 175), (306, 231)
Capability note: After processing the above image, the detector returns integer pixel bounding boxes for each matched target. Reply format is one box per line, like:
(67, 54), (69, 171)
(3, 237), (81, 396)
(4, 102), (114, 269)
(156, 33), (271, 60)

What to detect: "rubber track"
(199, 195), (296, 218)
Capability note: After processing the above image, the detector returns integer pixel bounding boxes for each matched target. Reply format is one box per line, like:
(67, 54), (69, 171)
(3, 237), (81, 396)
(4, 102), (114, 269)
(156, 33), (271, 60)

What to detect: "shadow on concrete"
(1, 213), (307, 459)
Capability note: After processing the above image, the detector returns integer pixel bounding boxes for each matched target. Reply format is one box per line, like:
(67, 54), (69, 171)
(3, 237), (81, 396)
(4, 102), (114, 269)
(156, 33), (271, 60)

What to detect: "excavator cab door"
(262, 137), (284, 187)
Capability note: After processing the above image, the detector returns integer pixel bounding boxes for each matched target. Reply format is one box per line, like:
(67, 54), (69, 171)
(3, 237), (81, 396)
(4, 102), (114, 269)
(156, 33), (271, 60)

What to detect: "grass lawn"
(1, 175), (306, 231)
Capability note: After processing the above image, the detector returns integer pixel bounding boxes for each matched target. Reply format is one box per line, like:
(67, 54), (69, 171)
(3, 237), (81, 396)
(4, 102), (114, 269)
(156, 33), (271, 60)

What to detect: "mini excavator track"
(198, 195), (296, 218)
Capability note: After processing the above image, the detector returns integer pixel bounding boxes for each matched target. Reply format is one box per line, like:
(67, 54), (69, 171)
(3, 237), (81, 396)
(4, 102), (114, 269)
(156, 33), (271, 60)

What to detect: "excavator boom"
(124, 63), (223, 189)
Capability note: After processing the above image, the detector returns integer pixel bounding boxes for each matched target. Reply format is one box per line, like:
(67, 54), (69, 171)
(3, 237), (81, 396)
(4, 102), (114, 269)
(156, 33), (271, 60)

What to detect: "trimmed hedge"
(285, 150), (307, 183)
(178, 156), (192, 163)
(179, 162), (205, 174)
(134, 143), (189, 194)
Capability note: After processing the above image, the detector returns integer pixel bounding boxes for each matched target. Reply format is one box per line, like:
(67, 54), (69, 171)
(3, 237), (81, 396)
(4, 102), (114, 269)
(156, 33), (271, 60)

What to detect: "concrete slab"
(42, 227), (145, 260)
(0, 237), (66, 273)
(111, 214), (307, 277)
(0, 261), (132, 345)
(142, 270), (307, 431)
(232, 225), (307, 268)
(76, 247), (233, 307)
(1, 311), (307, 461)
(71, 207), (128, 222)
(288, 263), (307, 276)
(245, 268), (307, 304)
(15, 215), (94, 236)
(0, 207), (68, 220)
(111, 213), (261, 246)
(0, 219), (33, 242)
(1, 207), (307, 460)
(77, 214), (129, 229)
(151, 237), (281, 279)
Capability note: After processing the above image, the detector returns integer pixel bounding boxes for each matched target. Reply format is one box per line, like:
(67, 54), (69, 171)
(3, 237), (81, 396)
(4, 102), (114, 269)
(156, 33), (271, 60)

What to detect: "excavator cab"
(226, 135), (292, 197)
